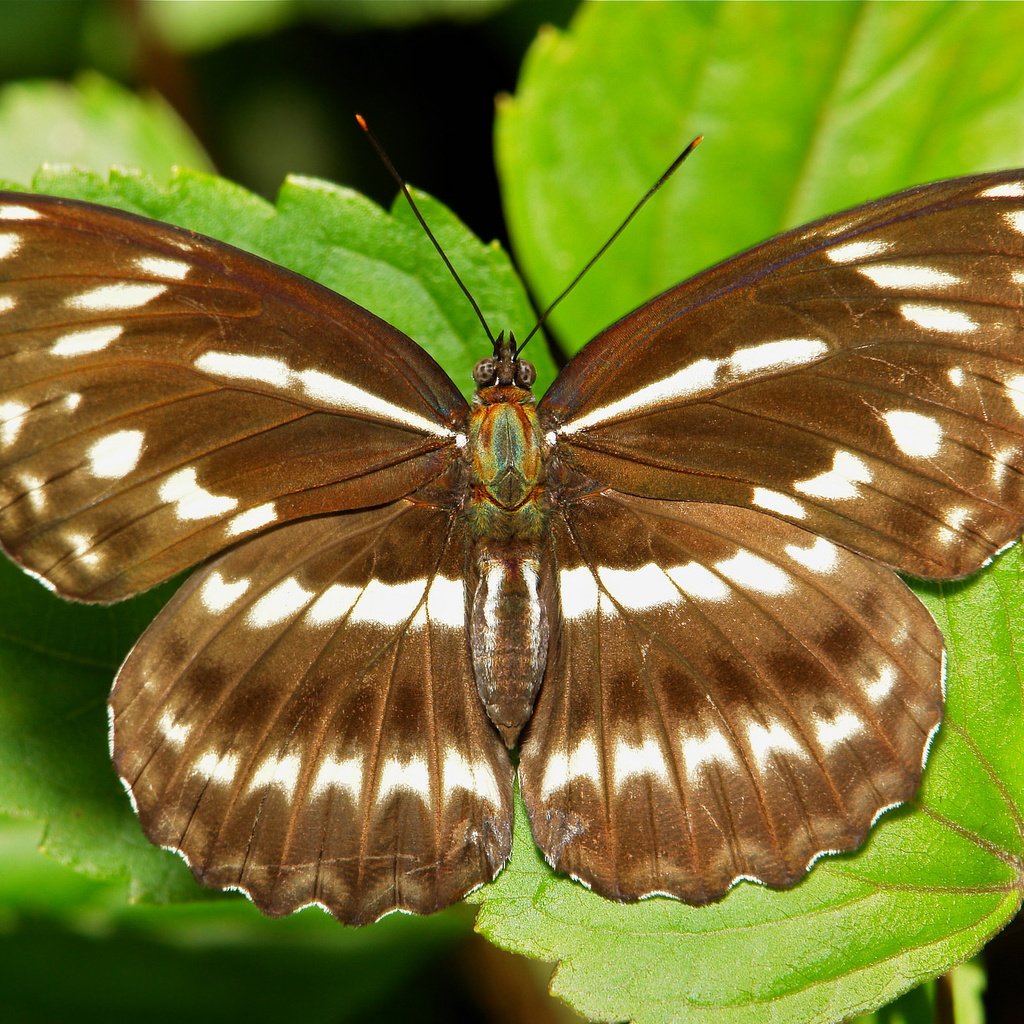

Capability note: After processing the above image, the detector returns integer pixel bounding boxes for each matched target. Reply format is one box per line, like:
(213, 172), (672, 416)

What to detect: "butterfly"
(2, 166), (1024, 926)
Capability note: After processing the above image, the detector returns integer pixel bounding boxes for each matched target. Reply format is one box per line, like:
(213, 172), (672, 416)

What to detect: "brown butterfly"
(2, 169), (1023, 923)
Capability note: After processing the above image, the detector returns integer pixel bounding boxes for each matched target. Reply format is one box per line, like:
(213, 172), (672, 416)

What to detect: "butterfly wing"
(541, 170), (1024, 579)
(111, 498), (512, 924)
(519, 491), (942, 902)
(0, 193), (466, 601)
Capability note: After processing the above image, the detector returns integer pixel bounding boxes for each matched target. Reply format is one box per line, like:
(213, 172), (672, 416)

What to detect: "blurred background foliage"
(0, 0), (573, 241)
(0, 2), (1022, 1022)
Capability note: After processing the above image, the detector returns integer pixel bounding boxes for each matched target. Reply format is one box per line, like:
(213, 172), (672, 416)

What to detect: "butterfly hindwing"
(542, 171), (1024, 579)
(0, 193), (465, 601)
(519, 491), (943, 902)
(110, 499), (512, 924)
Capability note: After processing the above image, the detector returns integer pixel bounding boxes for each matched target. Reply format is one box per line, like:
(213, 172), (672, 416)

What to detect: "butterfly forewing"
(111, 498), (512, 924)
(519, 493), (942, 902)
(0, 194), (465, 601)
(542, 171), (1024, 579)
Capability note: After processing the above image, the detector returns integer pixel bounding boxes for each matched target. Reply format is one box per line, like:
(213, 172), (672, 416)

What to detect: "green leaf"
(850, 958), (987, 1023)
(0, 815), (469, 1022)
(0, 72), (213, 184)
(497, 1), (1024, 355)
(142, 0), (514, 54)
(485, 3), (1024, 1021)
(0, 163), (545, 905)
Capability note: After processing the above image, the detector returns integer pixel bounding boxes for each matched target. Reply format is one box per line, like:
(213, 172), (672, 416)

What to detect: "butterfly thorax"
(465, 384), (546, 532)
(464, 347), (552, 747)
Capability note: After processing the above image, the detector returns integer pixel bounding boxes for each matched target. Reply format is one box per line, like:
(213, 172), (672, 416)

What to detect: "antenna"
(355, 114), (496, 348)
(515, 134), (703, 356)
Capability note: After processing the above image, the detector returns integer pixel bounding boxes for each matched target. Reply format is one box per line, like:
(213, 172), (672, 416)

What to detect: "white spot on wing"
(562, 357), (721, 435)
(681, 727), (739, 781)
(991, 446), (1016, 486)
(311, 755), (363, 799)
(65, 393), (82, 411)
(156, 711), (191, 749)
(196, 352), (291, 387)
(728, 338), (828, 374)
(1003, 210), (1024, 234)
(900, 302), (977, 333)
(936, 505), (971, 545)
(1004, 374), (1024, 415)
(50, 324), (124, 356)
(857, 263), (960, 289)
(0, 295), (14, 313)
(946, 507), (969, 531)
(540, 737), (601, 799)
(883, 409), (943, 458)
(67, 282), (167, 311)
(715, 550), (792, 596)
(0, 233), (22, 258)
(561, 340), (826, 434)
(665, 562), (731, 602)
(752, 487), (806, 519)
(159, 467), (238, 520)
(427, 575), (464, 628)
(247, 577), (313, 627)
(192, 750), (239, 784)
(194, 350), (452, 438)
(133, 254), (191, 279)
(86, 429), (144, 478)
(66, 531), (99, 567)
(981, 182), (1024, 198)
(200, 571), (251, 612)
(794, 450), (872, 500)
(304, 583), (361, 627)
(249, 753), (301, 797)
(747, 720), (805, 769)
(225, 502), (277, 537)
(598, 563), (679, 611)
(376, 756), (431, 802)
(559, 565), (600, 620)
(947, 367), (965, 386)
(443, 750), (500, 804)
(19, 472), (47, 511)
(783, 536), (839, 574)
(0, 400), (29, 446)
(0, 204), (41, 220)
(865, 664), (897, 703)
(613, 738), (669, 788)
(814, 711), (864, 751)
(349, 577), (427, 627)
(825, 239), (893, 263)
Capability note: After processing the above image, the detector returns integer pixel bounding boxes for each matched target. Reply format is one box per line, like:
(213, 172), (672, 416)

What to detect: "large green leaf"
(0, 72), (212, 184)
(498, 1), (1024, 354)
(488, 3), (1024, 1021)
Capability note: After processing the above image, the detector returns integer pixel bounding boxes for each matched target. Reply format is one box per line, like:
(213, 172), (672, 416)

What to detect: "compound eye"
(514, 360), (537, 388)
(473, 357), (498, 386)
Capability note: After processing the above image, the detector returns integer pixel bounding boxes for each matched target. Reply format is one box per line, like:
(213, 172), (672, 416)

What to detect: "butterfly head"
(472, 331), (537, 394)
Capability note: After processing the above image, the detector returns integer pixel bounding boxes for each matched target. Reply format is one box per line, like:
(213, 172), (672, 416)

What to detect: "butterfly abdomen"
(465, 385), (552, 746)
